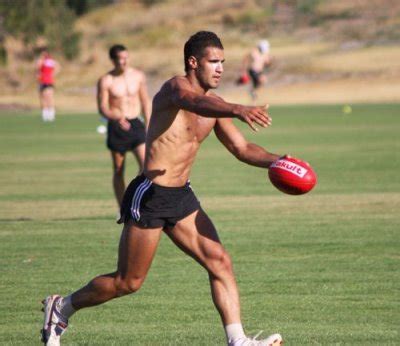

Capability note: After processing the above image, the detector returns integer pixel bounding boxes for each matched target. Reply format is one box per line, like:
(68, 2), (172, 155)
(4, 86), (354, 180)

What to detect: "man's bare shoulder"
(251, 47), (260, 57)
(164, 76), (189, 88)
(128, 67), (146, 80)
(152, 76), (187, 108)
(155, 76), (186, 94)
(98, 72), (113, 87)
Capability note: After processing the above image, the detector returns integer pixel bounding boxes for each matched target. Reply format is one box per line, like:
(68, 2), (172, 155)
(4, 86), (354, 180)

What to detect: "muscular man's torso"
(106, 67), (143, 119)
(144, 77), (217, 187)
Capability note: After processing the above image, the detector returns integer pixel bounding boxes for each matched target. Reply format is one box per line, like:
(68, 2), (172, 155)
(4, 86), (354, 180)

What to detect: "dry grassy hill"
(2, 0), (400, 111)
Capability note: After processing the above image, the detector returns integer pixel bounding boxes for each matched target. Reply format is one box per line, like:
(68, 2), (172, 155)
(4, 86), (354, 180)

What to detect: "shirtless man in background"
(42, 32), (283, 346)
(97, 44), (151, 208)
(242, 40), (273, 101)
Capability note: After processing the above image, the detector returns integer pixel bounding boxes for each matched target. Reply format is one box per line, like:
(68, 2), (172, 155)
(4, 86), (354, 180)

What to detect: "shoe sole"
(41, 295), (61, 344)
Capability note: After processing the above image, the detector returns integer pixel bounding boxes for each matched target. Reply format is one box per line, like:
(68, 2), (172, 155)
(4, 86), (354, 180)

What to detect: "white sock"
(56, 296), (76, 319)
(42, 109), (48, 121)
(48, 108), (55, 121)
(225, 323), (246, 344)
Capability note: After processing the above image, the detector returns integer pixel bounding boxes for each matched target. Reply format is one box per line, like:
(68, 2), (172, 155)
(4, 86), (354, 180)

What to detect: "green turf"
(0, 104), (399, 345)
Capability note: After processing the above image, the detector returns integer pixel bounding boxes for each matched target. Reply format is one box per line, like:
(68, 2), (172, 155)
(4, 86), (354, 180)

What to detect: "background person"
(241, 40), (273, 101)
(41, 32), (282, 346)
(36, 48), (60, 122)
(97, 44), (151, 209)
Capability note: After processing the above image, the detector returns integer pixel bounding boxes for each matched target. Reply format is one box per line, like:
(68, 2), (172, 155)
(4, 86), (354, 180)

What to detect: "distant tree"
(140, 0), (166, 7)
(66, 0), (115, 16)
(0, 0), (81, 60)
(0, 15), (6, 65)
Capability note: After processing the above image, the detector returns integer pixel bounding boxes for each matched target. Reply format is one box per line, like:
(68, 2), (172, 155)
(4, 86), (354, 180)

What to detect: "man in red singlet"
(36, 48), (60, 122)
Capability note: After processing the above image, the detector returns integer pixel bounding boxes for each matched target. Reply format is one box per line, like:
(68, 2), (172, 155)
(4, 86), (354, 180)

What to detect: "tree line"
(0, 0), (115, 64)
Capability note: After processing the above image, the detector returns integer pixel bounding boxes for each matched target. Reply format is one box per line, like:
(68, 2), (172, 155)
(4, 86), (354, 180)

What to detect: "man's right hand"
(235, 104), (272, 131)
(118, 118), (131, 131)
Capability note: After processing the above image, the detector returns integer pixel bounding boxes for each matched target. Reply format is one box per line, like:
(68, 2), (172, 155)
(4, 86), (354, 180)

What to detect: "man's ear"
(188, 56), (198, 70)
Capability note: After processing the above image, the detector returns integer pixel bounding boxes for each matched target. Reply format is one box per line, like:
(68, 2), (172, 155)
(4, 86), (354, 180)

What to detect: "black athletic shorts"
(248, 69), (262, 88)
(118, 174), (201, 229)
(107, 118), (146, 153)
(39, 83), (54, 91)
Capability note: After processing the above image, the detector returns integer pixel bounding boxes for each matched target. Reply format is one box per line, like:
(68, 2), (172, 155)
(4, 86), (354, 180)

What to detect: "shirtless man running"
(242, 40), (273, 101)
(97, 44), (151, 208)
(41, 32), (283, 346)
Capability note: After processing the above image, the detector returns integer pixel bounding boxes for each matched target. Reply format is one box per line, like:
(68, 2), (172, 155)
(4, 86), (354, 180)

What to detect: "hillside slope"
(1, 0), (400, 110)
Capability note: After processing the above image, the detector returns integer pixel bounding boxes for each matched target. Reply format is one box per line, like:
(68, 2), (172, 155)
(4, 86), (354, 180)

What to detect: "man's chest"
(109, 77), (140, 98)
(183, 113), (216, 142)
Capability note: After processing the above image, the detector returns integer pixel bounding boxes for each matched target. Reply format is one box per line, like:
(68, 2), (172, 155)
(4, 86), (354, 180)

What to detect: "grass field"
(0, 104), (399, 345)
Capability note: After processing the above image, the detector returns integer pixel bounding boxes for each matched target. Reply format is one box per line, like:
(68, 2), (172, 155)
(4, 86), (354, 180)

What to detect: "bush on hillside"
(140, 0), (166, 7)
(0, 0), (81, 60)
(66, 0), (115, 16)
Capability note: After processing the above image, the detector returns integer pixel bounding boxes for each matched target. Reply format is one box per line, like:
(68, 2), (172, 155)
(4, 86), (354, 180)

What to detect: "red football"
(268, 156), (317, 195)
(236, 73), (250, 85)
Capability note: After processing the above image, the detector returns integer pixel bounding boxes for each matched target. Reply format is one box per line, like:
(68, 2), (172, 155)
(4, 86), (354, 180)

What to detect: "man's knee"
(113, 166), (124, 178)
(115, 276), (145, 296)
(112, 153), (125, 177)
(206, 249), (234, 277)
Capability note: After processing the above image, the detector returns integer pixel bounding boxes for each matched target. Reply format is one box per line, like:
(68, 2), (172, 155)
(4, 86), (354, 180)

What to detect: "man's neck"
(185, 73), (209, 95)
(113, 67), (128, 76)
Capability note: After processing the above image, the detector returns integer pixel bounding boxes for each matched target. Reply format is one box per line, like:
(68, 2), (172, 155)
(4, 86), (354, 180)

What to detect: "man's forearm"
(99, 107), (123, 121)
(195, 96), (242, 118)
(236, 143), (280, 168)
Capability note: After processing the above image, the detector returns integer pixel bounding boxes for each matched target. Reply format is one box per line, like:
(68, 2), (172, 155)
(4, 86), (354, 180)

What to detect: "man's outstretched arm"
(169, 77), (271, 131)
(214, 118), (280, 168)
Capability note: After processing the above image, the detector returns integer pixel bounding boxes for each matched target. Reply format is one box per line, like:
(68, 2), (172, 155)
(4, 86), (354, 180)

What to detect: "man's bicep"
(214, 118), (247, 154)
(138, 75), (150, 102)
(97, 78), (110, 111)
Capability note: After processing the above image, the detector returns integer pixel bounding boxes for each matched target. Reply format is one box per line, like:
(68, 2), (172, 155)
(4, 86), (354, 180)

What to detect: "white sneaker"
(229, 332), (283, 346)
(41, 295), (68, 346)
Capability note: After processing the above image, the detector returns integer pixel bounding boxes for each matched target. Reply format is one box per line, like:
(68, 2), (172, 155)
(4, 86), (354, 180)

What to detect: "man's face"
(195, 47), (224, 89)
(112, 50), (129, 71)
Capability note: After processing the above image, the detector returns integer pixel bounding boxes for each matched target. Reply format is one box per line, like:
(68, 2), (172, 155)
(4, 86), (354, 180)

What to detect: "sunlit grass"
(0, 104), (399, 344)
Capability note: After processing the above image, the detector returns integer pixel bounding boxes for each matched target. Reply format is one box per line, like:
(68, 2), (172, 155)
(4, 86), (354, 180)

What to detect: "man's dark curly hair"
(184, 31), (224, 72)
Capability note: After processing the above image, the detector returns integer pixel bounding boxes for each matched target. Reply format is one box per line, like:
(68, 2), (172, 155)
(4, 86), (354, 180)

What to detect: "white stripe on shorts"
(130, 178), (152, 221)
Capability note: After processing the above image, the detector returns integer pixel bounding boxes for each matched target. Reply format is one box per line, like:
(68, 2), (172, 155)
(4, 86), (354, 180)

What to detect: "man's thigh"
(42, 87), (53, 96)
(131, 143), (145, 166)
(41, 87), (54, 103)
(117, 220), (163, 279)
(165, 209), (225, 267)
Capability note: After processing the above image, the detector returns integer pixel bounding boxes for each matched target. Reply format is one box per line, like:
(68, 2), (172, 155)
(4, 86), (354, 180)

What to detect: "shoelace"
(239, 331), (265, 346)
(250, 331), (264, 345)
(252, 331), (263, 340)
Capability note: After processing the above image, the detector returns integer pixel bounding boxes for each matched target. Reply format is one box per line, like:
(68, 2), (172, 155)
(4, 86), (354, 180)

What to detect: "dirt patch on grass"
(0, 199), (115, 221)
(0, 103), (34, 112)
